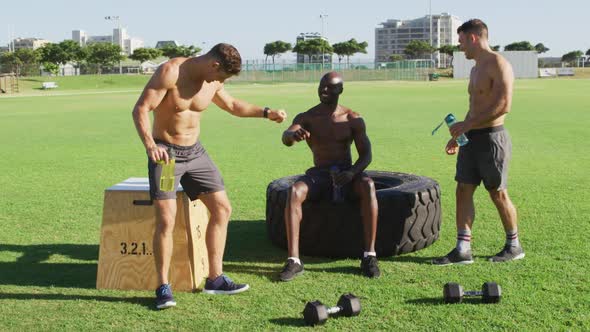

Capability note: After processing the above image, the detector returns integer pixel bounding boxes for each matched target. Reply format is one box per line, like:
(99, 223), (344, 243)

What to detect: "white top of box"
(106, 177), (184, 192)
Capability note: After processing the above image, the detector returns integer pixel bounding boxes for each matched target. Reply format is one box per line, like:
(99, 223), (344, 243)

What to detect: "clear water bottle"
(444, 113), (469, 146)
(329, 166), (344, 203)
(157, 148), (176, 192)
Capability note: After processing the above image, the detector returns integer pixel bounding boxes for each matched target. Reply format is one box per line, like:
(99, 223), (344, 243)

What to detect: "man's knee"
(489, 189), (509, 204)
(211, 200), (232, 220)
(287, 182), (308, 206)
(456, 183), (476, 196)
(356, 176), (376, 198)
(154, 200), (177, 233)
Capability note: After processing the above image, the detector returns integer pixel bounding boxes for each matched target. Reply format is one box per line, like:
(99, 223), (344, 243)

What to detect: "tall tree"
(561, 50), (583, 64)
(504, 41), (535, 51)
(438, 44), (460, 68)
(161, 45), (201, 58)
(130, 48), (163, 73)
(59, 40), (87, 69)
(332, 39), (368, 66)
(293, 38), (333, 63)
(389, 54), (404, 62)
(586, 49), (590, 56)
(130, 48), (162, 63)
(86, 43), (125, 74)
(404, 40), (436, 59)
(38, 43), (67, 75)
(263, 41), (292, 67)
(0, 52), (23, 74)
(14, 48), (40, 76)
(534, 43), (550, 54)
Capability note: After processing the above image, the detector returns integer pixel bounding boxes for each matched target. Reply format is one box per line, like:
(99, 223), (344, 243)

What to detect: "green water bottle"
(158, 148), (176, 192)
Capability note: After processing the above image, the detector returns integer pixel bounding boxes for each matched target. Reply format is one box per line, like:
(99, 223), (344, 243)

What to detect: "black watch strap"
(263, 107), (270, 118)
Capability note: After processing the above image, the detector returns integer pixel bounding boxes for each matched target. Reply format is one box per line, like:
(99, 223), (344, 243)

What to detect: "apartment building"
(375, 13), (462, 67)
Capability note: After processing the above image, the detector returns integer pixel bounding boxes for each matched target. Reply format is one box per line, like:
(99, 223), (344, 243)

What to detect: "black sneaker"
(489, 245), (525, 262)
(155, 284), (176, 310)
(202, 274), (249, 295)
(360, 256), (381, 278)
(279, 259), (304, 282)
(432, 248), (474, 265)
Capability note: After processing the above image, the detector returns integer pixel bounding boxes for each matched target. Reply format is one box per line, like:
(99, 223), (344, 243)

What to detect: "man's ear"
(211, 60), (221, 71)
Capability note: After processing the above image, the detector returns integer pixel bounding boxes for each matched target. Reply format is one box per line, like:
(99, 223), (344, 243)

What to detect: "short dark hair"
(457, 19), (488, 39)
(207, 43), (242, 75)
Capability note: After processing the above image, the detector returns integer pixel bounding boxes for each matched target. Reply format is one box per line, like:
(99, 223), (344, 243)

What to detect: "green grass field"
(1, 76), (589, 331)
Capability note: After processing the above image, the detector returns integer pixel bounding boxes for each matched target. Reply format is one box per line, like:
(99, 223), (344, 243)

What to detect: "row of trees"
(0, 42), (202, 76)
(389, 40), (590, 67)
(263, 38), (369, 66)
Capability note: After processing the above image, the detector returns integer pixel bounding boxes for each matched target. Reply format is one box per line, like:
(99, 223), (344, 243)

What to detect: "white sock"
(288, 257), (301, 265)
(456, 229), (472, 253)
(505, 230), (520, 247)
(363, 251), (376, 258)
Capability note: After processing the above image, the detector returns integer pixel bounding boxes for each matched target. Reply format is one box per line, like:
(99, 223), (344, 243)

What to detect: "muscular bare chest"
(306, 114), (352, 145)
(164, 81), (217, 112)
(469, 66), (492, 96)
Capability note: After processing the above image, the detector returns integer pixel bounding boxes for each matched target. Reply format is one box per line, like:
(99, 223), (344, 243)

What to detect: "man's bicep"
(352, 117), (371, 149)
(492, 60), (513, 99)
(212, 85), (235, 111)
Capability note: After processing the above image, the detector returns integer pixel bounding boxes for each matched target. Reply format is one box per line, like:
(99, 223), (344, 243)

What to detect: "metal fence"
(232, 60), (434, 82)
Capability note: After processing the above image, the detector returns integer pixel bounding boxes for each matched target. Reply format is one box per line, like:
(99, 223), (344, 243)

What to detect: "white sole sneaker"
(156, 300), (177, 309)
(202, 284), (250, 295)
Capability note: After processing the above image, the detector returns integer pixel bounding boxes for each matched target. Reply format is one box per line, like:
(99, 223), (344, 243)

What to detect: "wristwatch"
(263, 107), (270, 118)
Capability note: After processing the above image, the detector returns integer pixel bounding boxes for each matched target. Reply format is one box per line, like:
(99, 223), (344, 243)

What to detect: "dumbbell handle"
(326, 305), (343, 315)
(463, 290), (483, 297)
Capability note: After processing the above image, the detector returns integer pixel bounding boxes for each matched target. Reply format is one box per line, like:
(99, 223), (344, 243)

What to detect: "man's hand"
(147, 145), (170, 163)
(445, 138), (459, 155)
(334, 170), (355, 186)
(291, 127), (311, 142)
(449, 121), (471, 138)
(268, 109), (287, 123)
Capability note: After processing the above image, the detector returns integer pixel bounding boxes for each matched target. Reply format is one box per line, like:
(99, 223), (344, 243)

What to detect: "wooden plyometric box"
(97, 178), (209, 291)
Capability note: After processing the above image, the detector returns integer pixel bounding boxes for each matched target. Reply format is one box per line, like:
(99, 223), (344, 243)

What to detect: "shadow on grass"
(268, 317), (307, 328)
(225, 220), (369, 281)
(0, 292), (154, 309)
(406, 297), (482, 305)
(0, 244), (98, 288)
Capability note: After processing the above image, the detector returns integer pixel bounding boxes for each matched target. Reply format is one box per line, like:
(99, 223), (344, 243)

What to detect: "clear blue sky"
(3, 0), (588, 61)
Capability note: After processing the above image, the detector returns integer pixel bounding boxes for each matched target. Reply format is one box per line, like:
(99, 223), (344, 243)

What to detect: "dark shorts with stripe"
(455, 125), (512, 191)
(148, 139), (225, 200)
(298, 164), (366, 201)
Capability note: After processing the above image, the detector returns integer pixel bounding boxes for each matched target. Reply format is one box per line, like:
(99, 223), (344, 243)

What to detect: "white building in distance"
(72, 28), (143, 56)
(375, 13), (462, 67)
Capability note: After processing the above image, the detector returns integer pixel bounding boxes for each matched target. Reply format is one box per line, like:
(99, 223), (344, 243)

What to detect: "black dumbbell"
(303, 293), (361, 326)
(443, 282), (502, 304)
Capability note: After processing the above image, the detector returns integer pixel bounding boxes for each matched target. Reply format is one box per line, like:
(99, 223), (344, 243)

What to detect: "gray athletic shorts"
(148, 139), (225, 200)
(298, 164), (366, 201)
(455, 125), (512, 191)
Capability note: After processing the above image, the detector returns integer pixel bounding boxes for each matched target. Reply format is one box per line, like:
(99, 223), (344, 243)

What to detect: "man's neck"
(473, 43), (493, 64)
(319, 102), (339, 114)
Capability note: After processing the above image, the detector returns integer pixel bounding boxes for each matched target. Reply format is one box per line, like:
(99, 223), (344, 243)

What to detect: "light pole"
(320, 14), (328, 69)
(105, 16), (122, 74)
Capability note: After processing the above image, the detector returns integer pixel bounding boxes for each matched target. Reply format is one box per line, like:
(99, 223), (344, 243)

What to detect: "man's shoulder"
(342, 106), (361, 120)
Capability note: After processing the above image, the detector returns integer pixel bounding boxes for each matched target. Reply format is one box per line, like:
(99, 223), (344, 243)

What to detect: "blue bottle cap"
(444, 113), (455, 124)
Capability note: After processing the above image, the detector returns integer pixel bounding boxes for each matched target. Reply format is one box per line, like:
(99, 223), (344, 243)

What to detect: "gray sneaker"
(279, 259), (304, 282)
(432, 248), (474, 265)
(489, 245), (525, 262)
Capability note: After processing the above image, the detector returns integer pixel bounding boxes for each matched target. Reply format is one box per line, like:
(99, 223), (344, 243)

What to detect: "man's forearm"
(132, 107), (155, 149)
(351, 153), (372, 175)
(231, 99), (265, 118)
